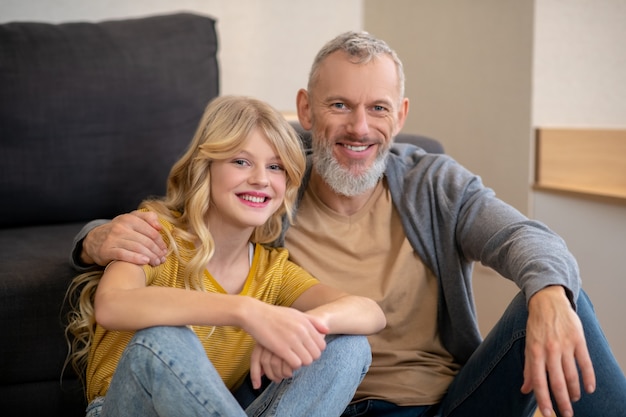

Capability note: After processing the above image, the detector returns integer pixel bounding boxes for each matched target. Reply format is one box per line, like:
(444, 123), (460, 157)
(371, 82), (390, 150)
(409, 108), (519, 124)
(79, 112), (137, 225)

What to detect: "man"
(72, 32), (626, 417)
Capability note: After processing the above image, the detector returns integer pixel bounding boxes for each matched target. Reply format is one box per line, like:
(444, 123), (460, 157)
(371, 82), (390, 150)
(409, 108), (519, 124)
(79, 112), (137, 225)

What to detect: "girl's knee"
(327, 334), (372, 371)
(131, 326), (196, 347)
(124, 326), (204, 364)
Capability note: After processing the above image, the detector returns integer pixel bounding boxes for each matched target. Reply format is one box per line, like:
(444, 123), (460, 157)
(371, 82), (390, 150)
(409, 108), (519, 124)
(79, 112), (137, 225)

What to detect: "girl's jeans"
(86, 328), (371, 417)
(341, 289), (626, 417)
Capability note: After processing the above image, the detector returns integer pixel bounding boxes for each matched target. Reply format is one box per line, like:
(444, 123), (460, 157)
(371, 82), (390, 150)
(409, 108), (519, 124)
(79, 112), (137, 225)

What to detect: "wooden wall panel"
(535, 128), (626, 200)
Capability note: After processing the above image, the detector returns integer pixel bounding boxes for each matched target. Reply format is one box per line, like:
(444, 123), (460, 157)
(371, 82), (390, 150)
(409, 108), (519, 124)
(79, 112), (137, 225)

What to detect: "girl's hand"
(249, 343), (298, 388)
(242, 301), (329, 374)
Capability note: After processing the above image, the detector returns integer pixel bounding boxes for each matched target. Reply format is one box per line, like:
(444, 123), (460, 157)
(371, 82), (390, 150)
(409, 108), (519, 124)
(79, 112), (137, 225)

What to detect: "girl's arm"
(291, 283), (386, 335)
(94, 261), (250, 330)
(94, 260), (328, 370)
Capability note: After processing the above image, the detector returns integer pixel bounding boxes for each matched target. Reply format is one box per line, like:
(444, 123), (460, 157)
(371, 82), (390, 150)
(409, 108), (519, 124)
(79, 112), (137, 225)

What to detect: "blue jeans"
(340, 290), (626, 417)
(86, 326), (371, 417)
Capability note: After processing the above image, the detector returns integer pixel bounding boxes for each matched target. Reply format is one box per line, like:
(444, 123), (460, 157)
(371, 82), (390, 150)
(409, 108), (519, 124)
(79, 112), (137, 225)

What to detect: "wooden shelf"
(535, 128), (626, 201)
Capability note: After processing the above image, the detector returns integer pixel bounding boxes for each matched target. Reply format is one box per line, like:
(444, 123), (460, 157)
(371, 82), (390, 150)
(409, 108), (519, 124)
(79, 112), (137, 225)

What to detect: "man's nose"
(346, 107), (370, 138)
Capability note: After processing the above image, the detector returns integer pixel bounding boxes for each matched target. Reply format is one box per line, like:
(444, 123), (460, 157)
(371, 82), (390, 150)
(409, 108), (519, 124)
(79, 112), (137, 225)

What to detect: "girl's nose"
(249, 167), (269, 187)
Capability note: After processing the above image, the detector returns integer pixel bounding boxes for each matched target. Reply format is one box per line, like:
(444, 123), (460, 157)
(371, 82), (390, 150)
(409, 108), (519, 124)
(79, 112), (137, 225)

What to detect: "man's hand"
(521, 286), (596, 417)
(81, 210), (167, 267)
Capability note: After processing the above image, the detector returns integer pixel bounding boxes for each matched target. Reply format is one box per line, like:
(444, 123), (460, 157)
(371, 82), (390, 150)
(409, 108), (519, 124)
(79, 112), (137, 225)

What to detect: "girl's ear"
(296, 89), (313, 131)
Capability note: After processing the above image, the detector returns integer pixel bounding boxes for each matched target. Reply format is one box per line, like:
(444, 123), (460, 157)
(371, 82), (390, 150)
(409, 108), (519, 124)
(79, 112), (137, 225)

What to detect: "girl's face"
(208, 128), (287, 231)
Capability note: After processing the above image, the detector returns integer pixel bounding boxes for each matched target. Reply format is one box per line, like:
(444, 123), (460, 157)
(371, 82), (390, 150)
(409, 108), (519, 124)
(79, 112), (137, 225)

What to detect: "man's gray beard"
(312, 139), (389, 197)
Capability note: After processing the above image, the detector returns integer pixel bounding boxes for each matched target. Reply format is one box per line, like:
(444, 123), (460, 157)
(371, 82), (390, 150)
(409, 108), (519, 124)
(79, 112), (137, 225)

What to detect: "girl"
(65, 95), (386, 417)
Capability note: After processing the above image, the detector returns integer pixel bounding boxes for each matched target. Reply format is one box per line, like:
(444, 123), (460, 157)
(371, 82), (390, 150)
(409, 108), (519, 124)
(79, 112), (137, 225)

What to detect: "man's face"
(299, 51), (408, 197)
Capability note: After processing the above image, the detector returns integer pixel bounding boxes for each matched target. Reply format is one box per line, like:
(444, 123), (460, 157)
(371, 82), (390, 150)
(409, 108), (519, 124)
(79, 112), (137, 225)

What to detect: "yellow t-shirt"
(86, 217), (319, 402)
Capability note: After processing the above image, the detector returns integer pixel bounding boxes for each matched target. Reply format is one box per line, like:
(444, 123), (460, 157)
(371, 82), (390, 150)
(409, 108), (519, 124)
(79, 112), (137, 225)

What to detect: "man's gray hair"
(308, 31), (405, 99)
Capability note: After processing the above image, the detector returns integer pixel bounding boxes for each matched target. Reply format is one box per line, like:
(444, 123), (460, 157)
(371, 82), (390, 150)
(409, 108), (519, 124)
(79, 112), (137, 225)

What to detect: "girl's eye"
(268, 164), (285, 171)
(233, 159), (249, 166)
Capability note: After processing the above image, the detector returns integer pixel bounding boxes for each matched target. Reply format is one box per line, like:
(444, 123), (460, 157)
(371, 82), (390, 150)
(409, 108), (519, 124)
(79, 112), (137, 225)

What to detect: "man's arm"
(69, 211), (167, 270)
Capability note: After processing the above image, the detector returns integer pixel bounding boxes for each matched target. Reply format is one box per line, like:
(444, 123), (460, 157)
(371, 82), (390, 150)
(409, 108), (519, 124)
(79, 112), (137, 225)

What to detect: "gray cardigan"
(278, 143), (581, 365)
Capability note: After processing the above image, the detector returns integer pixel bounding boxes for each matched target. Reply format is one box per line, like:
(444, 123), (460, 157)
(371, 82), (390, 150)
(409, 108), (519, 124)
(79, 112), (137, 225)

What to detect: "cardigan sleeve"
(387, 144), (580, 307)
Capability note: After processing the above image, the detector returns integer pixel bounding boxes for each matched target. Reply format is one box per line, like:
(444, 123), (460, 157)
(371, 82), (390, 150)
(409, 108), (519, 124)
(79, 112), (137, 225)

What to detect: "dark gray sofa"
(0, 12), (442, 417)
(0, 13), (219, 416)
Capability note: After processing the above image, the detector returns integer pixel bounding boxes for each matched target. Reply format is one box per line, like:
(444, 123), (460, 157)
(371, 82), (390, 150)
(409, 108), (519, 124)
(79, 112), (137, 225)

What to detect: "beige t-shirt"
(285, 179), (460, 406)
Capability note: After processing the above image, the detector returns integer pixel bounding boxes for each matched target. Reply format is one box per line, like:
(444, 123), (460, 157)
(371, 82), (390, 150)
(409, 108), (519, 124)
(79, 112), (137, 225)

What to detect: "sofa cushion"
(0, 222), (87, 414)
(0, 13), (219, 228)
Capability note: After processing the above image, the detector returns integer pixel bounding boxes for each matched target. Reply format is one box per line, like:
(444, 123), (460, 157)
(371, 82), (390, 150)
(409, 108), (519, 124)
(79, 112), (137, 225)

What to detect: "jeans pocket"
(341, 400), (371, 416)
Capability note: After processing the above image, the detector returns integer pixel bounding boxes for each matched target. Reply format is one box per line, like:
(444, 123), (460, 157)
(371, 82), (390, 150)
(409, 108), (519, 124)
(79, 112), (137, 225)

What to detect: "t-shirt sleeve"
(277, 257), (320, 306)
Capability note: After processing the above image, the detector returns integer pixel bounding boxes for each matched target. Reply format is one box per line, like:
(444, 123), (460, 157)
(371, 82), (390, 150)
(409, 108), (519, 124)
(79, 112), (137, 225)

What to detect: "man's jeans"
(86, 327), (371, 417)
(341, 290), (626, 417)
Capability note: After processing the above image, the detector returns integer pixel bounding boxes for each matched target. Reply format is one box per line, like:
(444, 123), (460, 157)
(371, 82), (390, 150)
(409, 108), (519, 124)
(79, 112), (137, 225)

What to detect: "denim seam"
(249, 378), (293, 417)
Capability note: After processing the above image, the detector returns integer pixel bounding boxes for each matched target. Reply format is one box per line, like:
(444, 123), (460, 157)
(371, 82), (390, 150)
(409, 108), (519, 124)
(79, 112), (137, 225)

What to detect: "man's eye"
(332, 103), (346, 110)
(373, 105), (387, 112)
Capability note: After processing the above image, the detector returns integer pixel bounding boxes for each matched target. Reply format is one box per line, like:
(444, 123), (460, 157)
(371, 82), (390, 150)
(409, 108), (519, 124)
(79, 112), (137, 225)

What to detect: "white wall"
(0, 0), (362, 112)
(533, 0), (626, 127)
(533, 0), (626, 371)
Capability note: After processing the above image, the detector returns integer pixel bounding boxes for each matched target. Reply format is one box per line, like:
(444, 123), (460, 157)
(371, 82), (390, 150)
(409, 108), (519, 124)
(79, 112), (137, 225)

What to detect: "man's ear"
(393, 97), (410, 136)
(296, 89), (313, 130)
